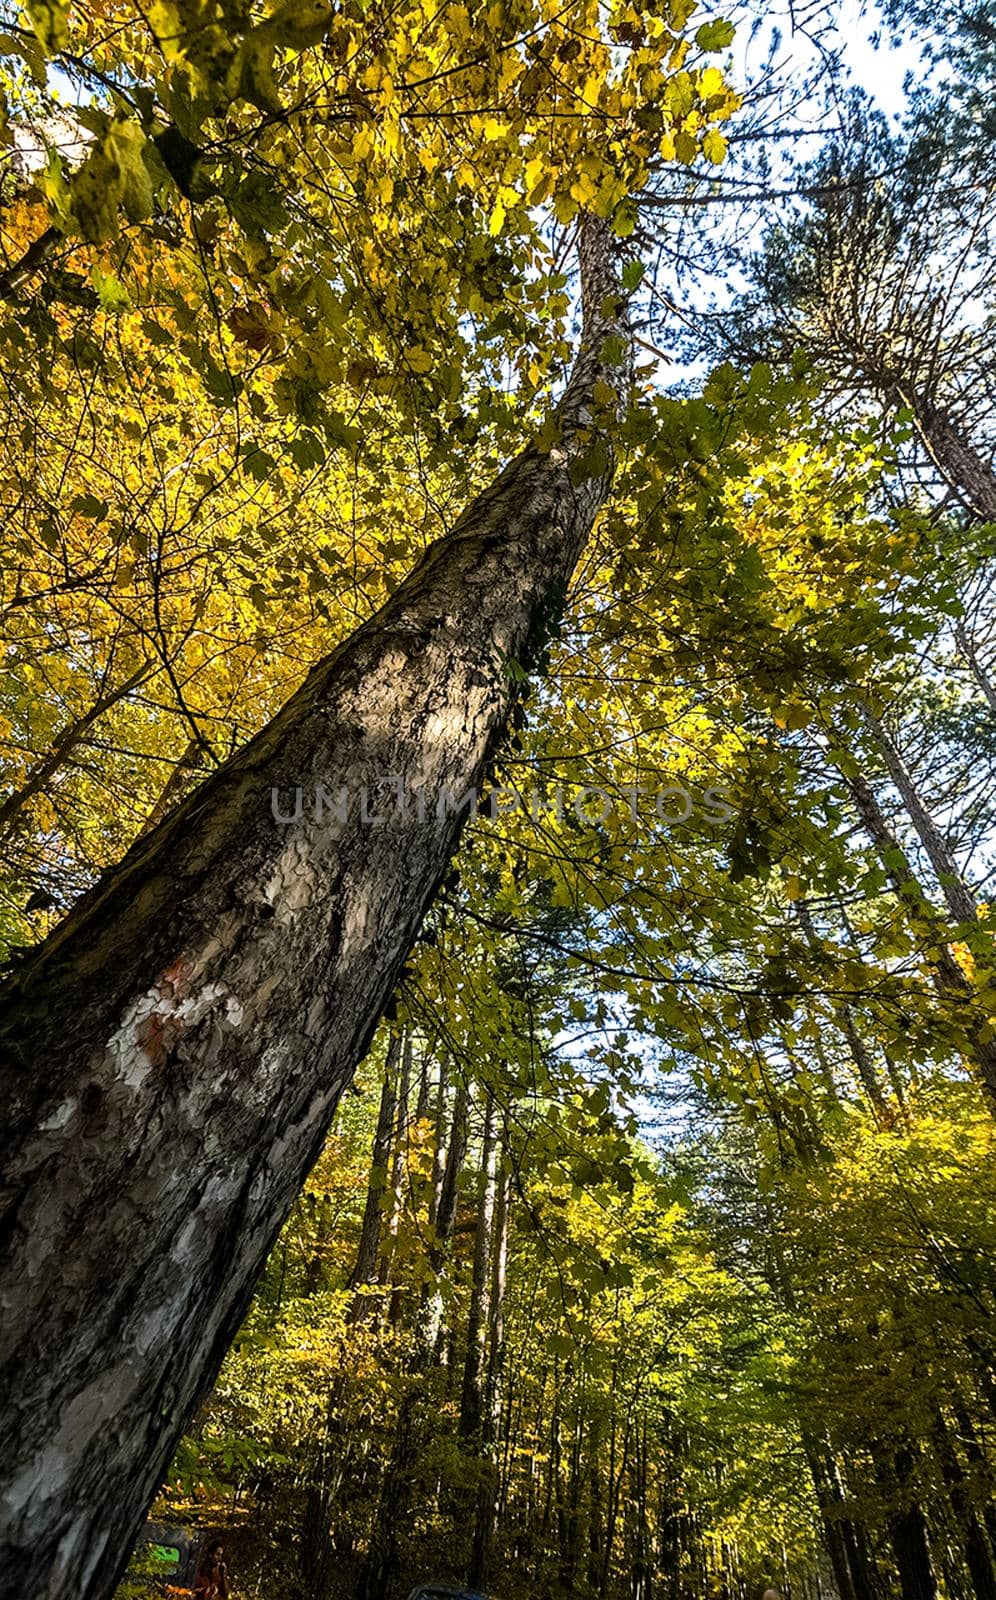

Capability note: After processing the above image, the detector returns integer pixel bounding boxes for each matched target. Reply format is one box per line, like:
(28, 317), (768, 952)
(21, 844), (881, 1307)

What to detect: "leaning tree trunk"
(795, 900), (889, 1115)
(894, 384), (996, 524)
(858, 698), (980, 928)
(953, 620), (996, 718)
(841, 760), (996, 1109)
(0, 213), (631, 1600)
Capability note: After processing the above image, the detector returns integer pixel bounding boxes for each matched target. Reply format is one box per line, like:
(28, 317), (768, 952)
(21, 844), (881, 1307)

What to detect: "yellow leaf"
(701, 128), (727, 164)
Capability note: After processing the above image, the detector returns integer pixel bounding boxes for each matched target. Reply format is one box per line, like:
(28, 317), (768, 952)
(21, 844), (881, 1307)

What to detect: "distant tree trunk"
(378, 1031), (412, 1327)
(354, 1381), (422, 1600)
(0, 212), (630, 1600)
(460, 1092), (498, 1439)
(587, 1412), (606, 1594)
(0, 662), (150, 841)
(631, 1416), (652, 1600)
(880, 1447), (937, 1600)
(954, 621), (996, 718)
(889, 1501), (937, 1600)
(931, 1410), (996, 1600)
(355, 1069), (476, 1600)
(422, 1077), (469, 1359)
(414, 1037), (434, 1123)
(428, 1054), (450, 1225)
(858, 700), (979, 926)
(843, 761), (996, 1108)
(602, 1413), (632, 1595)
(469, 1159), (510, 1591)
(893, 385), (996, 524)
(301, 1031), (405, 1591)
(795, 901), (887, 1114)
(137, 738), (207, 839)
(349, 1031), (403, 1305)
(803, 1437), (876, 1600)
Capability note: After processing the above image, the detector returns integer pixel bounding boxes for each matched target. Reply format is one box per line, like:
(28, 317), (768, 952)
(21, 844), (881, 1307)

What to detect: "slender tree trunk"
(460, 1092), (498, 1439)
(843, 762), (996, 1107)
(0, 662), (150, 840)
(428, 1053), (450, 1227)
(803, 1437), (877, 1600)
(804, 1440), (858, 1600)
(422, 1078), (469, 1358)
(954, 621), (996, 718)
(354, 1380), (422, 1600)
(795, 901), (887, 1114)
(468, 1158), (510, 1591)
(349, 1032), (403, 1303)
(137, 737), (207, 839)
(602, 1415), (632, 1595)
(858, 700), (979, 927)
(0, 213), (630, 1600)
(587, 1411), (606, 1593)
(379, 1031), (412, 1327)
(302, 1030), (403, 1593)
(414, 1038), (434, 1123)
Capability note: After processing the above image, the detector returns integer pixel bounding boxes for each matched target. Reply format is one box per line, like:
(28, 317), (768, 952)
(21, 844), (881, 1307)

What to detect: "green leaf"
(226, 170), (289, 238)
(260, 0), (333, 48)
(24, 0), (69, 53)
(90, 267), (130, 313)
(611, 198), (638, 237)
(695, 18), (735, 49)
(233, 29), (282, 114)
(69, 493), (109, 520)
(241, 444), (278, 483)
(70, 119), (153, 242)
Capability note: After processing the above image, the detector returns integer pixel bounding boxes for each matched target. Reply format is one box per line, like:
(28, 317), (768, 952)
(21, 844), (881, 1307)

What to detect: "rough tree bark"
(0, 213), (631, 1600)
(893, 384), (996, 524)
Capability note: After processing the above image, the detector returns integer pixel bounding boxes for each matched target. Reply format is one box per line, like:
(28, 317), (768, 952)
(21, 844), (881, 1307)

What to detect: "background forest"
(3, 0), (996, 1597)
